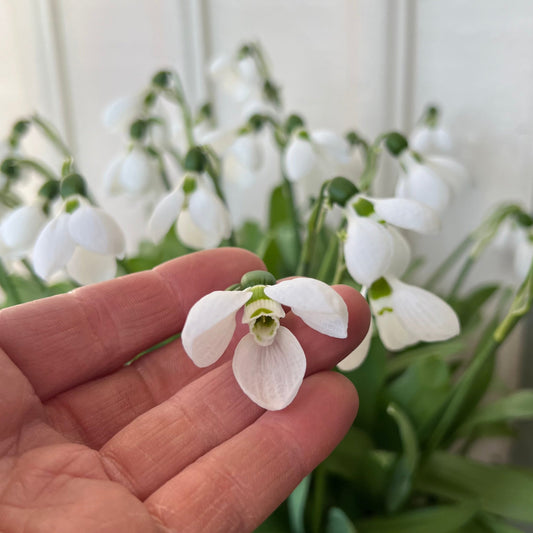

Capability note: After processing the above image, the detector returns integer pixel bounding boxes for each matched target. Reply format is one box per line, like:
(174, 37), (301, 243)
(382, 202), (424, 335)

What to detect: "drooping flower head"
(148, 172), (231, 249)
(182, 270), (348, 410)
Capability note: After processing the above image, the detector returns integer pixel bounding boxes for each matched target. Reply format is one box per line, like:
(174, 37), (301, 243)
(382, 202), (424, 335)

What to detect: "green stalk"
(332, 236), (346, 285)
(282, 174), (302, 259)
(169, 73), (195, 148)
(316, 233), (338, 282)
(21, 258), (47, 291)
(31, 114), (72, 158)
(425, 235), (473, 291)
(296, 182), (328, 276)
(0, 259), (20, 305)
(150, 149), (172, 191)
(310, 464), (327, 533)
(448, 256), (475, 300)
(16, 158), (58, 182)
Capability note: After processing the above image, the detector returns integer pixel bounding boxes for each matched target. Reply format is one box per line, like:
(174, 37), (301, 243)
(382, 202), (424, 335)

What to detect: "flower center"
(242, 285), (285, 347)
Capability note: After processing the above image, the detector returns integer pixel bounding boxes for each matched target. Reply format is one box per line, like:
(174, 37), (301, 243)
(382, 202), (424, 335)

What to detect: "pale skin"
(0, 248), (370, 533)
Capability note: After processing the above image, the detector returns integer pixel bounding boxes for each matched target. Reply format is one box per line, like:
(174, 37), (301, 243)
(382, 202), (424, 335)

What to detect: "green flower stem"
(168, 147), (184, 169)
(281, 173), (302, 259)
(425, 235), (473, 291)
(316, 233), (338, 282)
(448, 256), (475, 300)
(296, 182), (328, 277)
(151, 149), (172, 191)
(331, 237), (346, 285)
(16, 158), (58, 182)
(31, 114), (72, 158)
(0, 259), (20, 305)
(169, 73), (195, 149)
(310, 464), (327, 533)
(21, 258), (47, 291)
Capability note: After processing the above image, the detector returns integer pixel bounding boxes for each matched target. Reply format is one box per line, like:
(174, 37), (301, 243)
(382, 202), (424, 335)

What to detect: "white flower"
(514, 228), (533, 281)
(337, 317), (373, 371)
(209, 54), (261, 102)
(410, 124), (453, 156)
(396, 152), (468, 213)
(102, 94), (143, 132)
(182, 277), (348, 410)
(0, 205), (47, 259)
(284, 130), (351, 183)
(103, 147), (158, 196)
(368, 276), (460, 351)
(148, 173), (231, 249)
(343, 195), (440, 287)
(33, 204), (126, 285)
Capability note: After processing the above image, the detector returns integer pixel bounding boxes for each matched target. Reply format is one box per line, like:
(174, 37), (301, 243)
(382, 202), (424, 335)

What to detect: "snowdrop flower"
(368, 276), (460, 351)
(209, 53), (261, 102)
(182, 273), (348, 410)
(103, 147), (158, 196)
(343, 194), (440, 287)
(0, 205), (47, 260)
(337, 317), (373, 372)
(284, 130), (351, 183)
(410, 124), (452, 156)
(396, 152), (468, 213)
(102, 94), (143, 132)
(148, 173), (231, 249)
(33, 203), (126, 285)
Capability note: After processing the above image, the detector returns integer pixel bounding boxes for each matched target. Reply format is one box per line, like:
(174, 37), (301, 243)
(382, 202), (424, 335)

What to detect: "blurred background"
(1, 0), (533, 470)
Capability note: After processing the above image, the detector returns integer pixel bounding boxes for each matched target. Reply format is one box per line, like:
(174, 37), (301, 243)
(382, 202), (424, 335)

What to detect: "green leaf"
(355, 504), (476, 533)
(385, 403), (420, 512)
(387, 355), (452, 434)
(236, 220), (265, 253)
(269, 184), (292, 229)
(416, 451), (533, 523)
(451, 284), (500, 330)
(288, 476), (310, 533)
(459, 390), (533, 435)
(386, 337), (466, 377)
(261, 235), (289, 279)
(326, 507), (357, 533)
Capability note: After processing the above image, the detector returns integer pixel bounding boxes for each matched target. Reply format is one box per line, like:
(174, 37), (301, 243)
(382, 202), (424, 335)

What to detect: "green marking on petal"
(377, 306), (393, 315)
(353, 197), (375, 217)
(369, 277), (392, 300)
(246, 285), (268, 305)
(250, 307), (276, 318)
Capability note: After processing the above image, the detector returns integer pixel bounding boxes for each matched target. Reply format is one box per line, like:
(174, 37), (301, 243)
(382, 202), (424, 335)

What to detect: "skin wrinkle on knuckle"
(99, 447), (140, 497)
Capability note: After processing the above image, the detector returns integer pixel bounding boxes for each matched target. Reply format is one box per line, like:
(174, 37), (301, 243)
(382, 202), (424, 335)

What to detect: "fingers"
(94, 287), (367, 501)
(0, 248), (264, 400)
(45, 286), (370, 449)
(143, 372), (358, 533)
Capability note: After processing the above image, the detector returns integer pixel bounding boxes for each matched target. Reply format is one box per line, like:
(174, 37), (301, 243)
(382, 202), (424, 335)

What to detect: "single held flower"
(33, 202), (126, 285)
(284, 129), (351, 183)
(343, 194), (440, 287)
(181, 271), (348, 410)
(148, 173), (231, 249)
(368, 276), (460, 351)
(0, 205), (47, 260)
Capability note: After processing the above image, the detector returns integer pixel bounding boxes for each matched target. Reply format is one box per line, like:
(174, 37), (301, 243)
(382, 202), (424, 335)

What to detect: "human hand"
(0, 248), (370, 533)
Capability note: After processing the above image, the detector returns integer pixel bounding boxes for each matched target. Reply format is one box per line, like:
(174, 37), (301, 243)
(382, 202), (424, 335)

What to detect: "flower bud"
(327, 176), (359, 207)
(384, 132), (409, 157)
(184, 147), (207, 172)
(60, 173), (87, 199)
(240, 270), (276, 289)
(0, 158), (20, 179)
(423, 105), (439, 127)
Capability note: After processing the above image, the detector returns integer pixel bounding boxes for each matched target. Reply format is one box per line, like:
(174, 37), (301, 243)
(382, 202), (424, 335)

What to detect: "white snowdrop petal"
(232, 327), (307, 410)
(119, 148), (153, 194)
(32, 214), (76, 280)
(0, 205), (46, 250)
(188, 187), (232, 242)
(237, 56), (260, 84)
(514, 235), (533, 280)
(102, 94), (140, 131)
(410, 126), (452, 155)
(176, 210), (215, 249)
(311, 130), (351, 163)
(198, 128), (237, 153)
(264, 278), (348, 338)
(337, 319), (372, 371)
(387, 227), (411, 279)
(148, 189), (184, 243)
(230, 135), (263, 171)
(403, 164), (451, 213)
(344, 216), (393, 287)
(426, 155), (469, 196)
(373, 197), (440, 234)
(372, 308), (419, 351)
(389, 278), (460, 343)
(68, 206), (126, 256)
(102, 155), (123, 195)
(284, 137), (317, 182)
(66, 247), (117, 285)
(182, 290), (252, 367)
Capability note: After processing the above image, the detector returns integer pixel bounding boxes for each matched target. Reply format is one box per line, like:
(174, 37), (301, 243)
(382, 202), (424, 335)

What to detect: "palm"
(0, 249), (369, 533)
